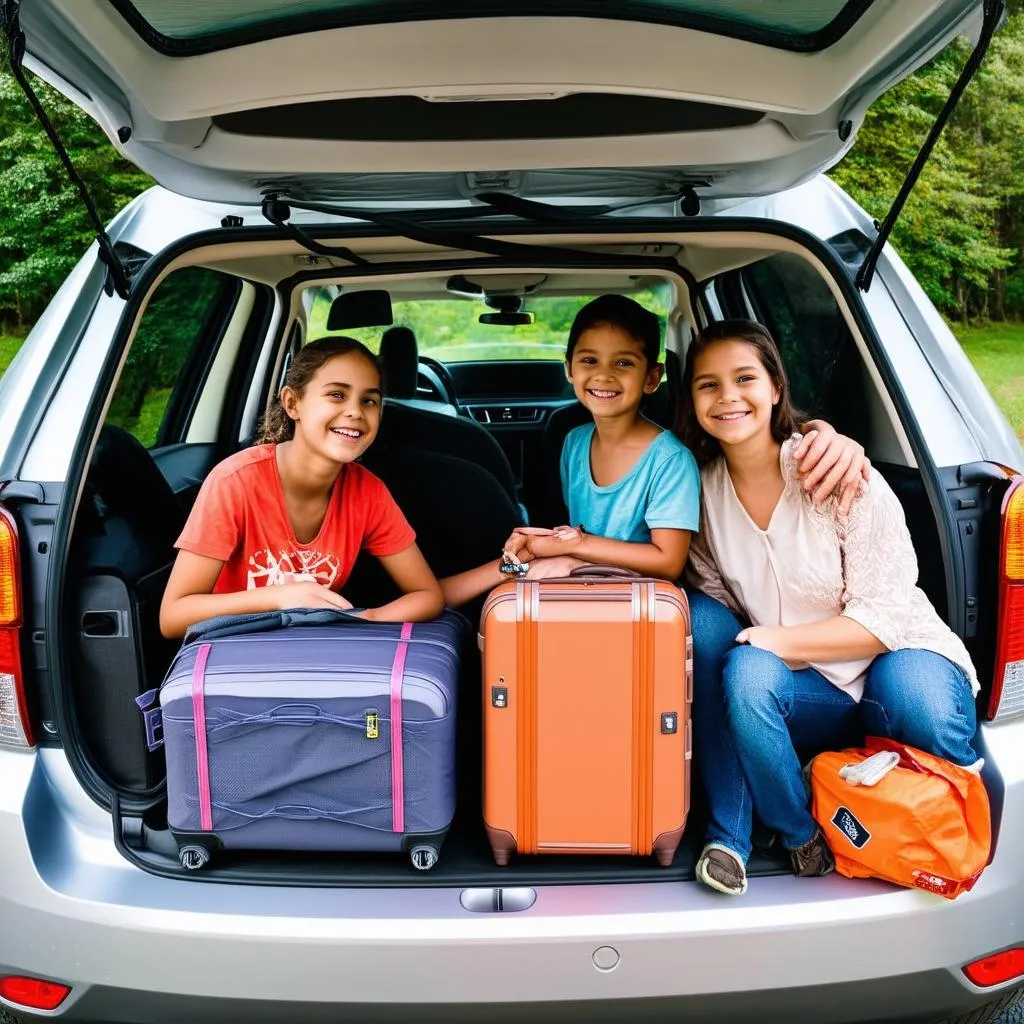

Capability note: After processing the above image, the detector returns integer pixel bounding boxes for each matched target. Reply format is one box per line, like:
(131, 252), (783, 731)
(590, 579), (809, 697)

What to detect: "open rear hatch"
(17, 0), (989, 207)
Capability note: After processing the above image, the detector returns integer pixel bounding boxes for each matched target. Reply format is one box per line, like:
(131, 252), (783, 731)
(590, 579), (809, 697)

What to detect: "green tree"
(0, 70), (152, 330)
(830, 9), (1024, 321)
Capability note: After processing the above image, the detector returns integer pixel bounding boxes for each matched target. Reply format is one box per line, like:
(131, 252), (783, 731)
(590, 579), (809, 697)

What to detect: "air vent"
(469, 406), (541, 424)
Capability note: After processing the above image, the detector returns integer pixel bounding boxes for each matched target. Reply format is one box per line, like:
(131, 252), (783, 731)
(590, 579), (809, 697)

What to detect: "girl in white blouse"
(679, 319), (980, 897)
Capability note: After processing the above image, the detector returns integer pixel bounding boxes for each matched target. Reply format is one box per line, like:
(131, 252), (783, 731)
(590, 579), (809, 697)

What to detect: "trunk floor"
(131, 791), (792, 887)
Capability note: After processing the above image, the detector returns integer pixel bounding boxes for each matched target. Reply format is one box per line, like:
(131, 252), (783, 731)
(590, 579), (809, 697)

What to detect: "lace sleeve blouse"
(685, 436), (978, 701)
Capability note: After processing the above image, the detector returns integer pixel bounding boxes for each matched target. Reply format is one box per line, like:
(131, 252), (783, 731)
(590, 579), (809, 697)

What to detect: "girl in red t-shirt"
(159, 337), (445, 638)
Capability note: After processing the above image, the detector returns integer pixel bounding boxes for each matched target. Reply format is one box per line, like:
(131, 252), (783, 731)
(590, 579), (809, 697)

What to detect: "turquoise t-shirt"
(560, 424), (701, 543)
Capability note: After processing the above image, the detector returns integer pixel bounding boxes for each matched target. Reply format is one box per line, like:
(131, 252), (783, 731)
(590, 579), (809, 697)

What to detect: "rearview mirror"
(478, 294), (533, 326)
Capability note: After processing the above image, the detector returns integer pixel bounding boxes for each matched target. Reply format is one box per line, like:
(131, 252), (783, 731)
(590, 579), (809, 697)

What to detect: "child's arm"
(439, 558), (506, 609)
(522, 527), (691, 581)
(160, 550), (353, 639)
(364, 543), (445, 622)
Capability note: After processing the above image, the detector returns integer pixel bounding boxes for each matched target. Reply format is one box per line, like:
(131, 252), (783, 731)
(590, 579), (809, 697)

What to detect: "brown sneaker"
(789, 830), (835, 877)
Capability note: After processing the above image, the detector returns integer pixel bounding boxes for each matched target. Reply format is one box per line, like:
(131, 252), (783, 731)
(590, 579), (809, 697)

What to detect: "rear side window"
(737, 253), (863, 436)
(105, 268), (239, 448)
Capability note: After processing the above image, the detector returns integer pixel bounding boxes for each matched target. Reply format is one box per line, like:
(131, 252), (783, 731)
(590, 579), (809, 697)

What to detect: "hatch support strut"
(1, 0), (132, 299)
(856, 0), (1005, 292)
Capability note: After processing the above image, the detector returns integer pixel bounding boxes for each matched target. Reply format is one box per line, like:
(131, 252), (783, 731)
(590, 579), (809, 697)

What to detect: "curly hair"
(258, 336), (382, 445)
(675, 319), (804, 467)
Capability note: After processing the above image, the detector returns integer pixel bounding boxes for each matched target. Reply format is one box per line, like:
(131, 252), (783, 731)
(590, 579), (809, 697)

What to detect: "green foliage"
(0, 70), (152, 329)
(105, 268), (225, 444)
(830, 11), (1024, 320)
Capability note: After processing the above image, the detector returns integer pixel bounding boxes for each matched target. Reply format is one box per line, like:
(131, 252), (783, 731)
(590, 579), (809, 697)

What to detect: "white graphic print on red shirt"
(246, 548), (342, 589)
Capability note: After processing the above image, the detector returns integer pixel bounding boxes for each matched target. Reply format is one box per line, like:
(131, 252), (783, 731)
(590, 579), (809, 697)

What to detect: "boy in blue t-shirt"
(439, 295), (697, 608)
(507, 294), (698, 580)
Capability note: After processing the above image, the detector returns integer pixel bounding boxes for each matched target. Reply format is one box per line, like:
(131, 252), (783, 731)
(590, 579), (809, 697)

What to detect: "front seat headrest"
(379, 326), (419, 400)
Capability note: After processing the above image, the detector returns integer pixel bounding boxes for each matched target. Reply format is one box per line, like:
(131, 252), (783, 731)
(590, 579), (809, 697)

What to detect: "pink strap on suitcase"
(390, 623), (414, 833)
(191, 643), (213, 831)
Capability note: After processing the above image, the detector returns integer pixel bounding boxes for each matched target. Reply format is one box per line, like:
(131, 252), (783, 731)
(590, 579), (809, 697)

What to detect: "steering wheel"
(418, 355), (461, 410)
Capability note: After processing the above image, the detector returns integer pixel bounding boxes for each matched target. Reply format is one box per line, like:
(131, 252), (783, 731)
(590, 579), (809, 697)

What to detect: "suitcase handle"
(568, 565), (642, 580)
(265, 703), (325, 724)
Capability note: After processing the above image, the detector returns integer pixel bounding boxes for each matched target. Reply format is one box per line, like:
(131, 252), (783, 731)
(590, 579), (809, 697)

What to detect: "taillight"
(963, 948), (1024, 987)
(0, 976), (71, 1011)
(990, 478), (1024, 720)
(0, 504), (30, 747)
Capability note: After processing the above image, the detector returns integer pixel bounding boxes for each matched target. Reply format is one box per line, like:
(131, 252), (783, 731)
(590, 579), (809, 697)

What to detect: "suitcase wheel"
(410, 845), (439, 871)
(179, 844), (212, 871)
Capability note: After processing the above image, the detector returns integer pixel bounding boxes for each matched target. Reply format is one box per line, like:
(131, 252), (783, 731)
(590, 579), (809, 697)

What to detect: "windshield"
(304, 288), (671, 363)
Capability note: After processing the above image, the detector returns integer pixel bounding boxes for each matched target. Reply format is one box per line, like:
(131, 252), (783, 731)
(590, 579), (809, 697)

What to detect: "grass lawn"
(956, 321), (1024, 441)
(0, 334), (26, 377)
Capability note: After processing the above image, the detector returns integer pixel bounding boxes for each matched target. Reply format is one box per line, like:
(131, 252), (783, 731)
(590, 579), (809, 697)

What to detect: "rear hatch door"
(18, 0), (987, 206)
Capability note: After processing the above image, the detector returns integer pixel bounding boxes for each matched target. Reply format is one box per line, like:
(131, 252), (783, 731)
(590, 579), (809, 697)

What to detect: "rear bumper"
(3, 975), (1020, 1024)
(2, 735), (1024, 1024)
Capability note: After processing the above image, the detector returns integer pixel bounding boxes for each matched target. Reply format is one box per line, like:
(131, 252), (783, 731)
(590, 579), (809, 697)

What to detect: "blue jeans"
(688, 590), (980, 859)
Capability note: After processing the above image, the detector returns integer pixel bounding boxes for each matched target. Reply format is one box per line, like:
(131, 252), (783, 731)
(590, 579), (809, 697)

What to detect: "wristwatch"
(499, 560), (529, 576)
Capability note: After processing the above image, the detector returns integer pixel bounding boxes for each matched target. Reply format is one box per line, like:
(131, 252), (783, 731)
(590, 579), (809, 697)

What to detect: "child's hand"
(518, 525), (581, 559)
(525, 555), (586, 580)
(502, 526), (563, 564)
(502, 527), (550, 566)
(793, 426), (870, 514)
(270, 581), (354, 611)
(736, 625), (785, 657)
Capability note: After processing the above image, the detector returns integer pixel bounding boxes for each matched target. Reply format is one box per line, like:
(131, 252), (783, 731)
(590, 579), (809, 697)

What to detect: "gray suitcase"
(155, 610), (463, 871)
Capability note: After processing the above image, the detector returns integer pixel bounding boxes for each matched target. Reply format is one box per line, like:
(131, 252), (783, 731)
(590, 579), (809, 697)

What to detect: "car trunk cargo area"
(47, 221), (1008, 888)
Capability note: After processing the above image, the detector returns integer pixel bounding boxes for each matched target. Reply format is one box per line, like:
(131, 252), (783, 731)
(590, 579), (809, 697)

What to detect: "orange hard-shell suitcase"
(480, 568), (691, 866)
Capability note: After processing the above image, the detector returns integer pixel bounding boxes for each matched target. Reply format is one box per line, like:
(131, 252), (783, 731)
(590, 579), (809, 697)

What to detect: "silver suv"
(1, 1), (1022, 1021)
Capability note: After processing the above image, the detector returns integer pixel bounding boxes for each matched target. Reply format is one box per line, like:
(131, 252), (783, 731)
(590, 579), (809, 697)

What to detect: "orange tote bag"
(810, 736), (991, 899)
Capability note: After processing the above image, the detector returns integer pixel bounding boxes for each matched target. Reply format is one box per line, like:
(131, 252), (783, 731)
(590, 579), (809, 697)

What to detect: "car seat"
(68, 424), (186, 790)
(376, 326), (520, 506)
(350, 441), (524, 624)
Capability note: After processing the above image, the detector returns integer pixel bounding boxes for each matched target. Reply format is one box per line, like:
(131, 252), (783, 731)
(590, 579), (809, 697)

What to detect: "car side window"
(105, 267), (240, 448)
(737, 253), (864, 436)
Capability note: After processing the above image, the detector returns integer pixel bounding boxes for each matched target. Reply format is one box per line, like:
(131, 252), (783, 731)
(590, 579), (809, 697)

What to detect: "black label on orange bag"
(832, 806), (871, 849)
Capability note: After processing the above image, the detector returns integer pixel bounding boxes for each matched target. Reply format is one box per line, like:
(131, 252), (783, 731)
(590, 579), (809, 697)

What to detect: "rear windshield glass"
(113, 0), (870, 55)
(304, 288), (670, 364)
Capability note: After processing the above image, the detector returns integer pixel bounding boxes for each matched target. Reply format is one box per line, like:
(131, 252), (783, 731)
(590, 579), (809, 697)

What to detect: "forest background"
(0, 5), (1023, 433)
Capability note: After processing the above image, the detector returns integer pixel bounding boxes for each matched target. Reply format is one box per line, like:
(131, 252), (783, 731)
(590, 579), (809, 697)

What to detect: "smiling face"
(281, 351), (382, 465)
(566, 324), (661, 421)
(690, 339), (780, 449)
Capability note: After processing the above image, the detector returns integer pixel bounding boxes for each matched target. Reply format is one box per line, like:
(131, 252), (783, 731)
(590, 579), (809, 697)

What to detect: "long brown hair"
(675, 319), (804, 466)
(258, 336), (382, 445)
